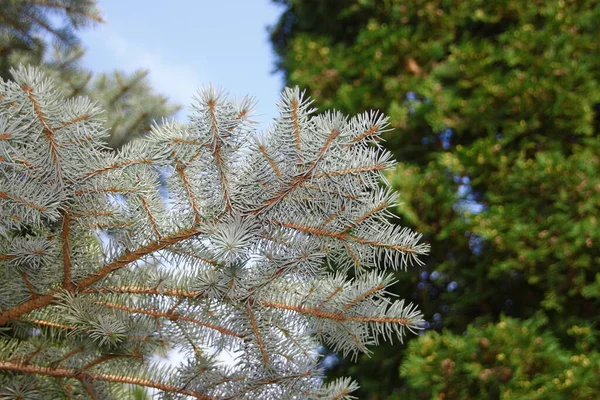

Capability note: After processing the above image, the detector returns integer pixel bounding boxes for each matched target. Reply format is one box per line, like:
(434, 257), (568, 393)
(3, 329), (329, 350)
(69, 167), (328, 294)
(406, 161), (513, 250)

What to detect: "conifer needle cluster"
(0, 67), (428, 399)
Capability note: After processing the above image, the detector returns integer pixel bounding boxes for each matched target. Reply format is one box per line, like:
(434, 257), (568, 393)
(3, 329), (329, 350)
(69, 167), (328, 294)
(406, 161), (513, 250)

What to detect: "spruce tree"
(0, 0), (179, 149)
(0, 0), (102, 77)
(0, 67), (429, 399)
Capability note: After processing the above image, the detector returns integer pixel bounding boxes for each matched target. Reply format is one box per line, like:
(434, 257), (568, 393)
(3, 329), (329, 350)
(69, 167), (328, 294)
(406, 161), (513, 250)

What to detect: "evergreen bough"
(0, 67), (429, 399)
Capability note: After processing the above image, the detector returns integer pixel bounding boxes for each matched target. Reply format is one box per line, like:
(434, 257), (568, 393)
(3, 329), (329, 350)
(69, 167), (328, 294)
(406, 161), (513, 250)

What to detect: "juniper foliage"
(269, 1), (600, 396)
(0, 67), (429, 399)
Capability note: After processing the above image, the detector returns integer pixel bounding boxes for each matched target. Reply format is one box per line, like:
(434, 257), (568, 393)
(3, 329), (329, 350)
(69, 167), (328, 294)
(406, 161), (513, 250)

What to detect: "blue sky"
(79, 0), (285, 129)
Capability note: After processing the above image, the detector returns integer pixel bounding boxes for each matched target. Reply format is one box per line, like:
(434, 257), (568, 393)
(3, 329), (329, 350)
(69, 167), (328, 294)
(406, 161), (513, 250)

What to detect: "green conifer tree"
(0, 67), (429, 399)
(0, 0), (180, 148)
(270, 0), (600, 397)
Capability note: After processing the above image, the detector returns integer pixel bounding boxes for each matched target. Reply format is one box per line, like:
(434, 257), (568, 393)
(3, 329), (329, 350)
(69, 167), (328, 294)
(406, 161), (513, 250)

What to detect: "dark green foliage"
(271, 0), (600, 397)
(401, 316), (600, 400)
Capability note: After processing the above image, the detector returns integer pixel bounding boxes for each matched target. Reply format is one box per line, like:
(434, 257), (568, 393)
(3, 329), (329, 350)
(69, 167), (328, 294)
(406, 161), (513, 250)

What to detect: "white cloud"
(81, 28), (205, 117)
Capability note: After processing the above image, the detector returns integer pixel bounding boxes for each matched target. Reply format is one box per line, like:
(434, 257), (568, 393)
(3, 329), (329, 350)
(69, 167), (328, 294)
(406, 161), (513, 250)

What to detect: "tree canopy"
(270, 0), (600, 397)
